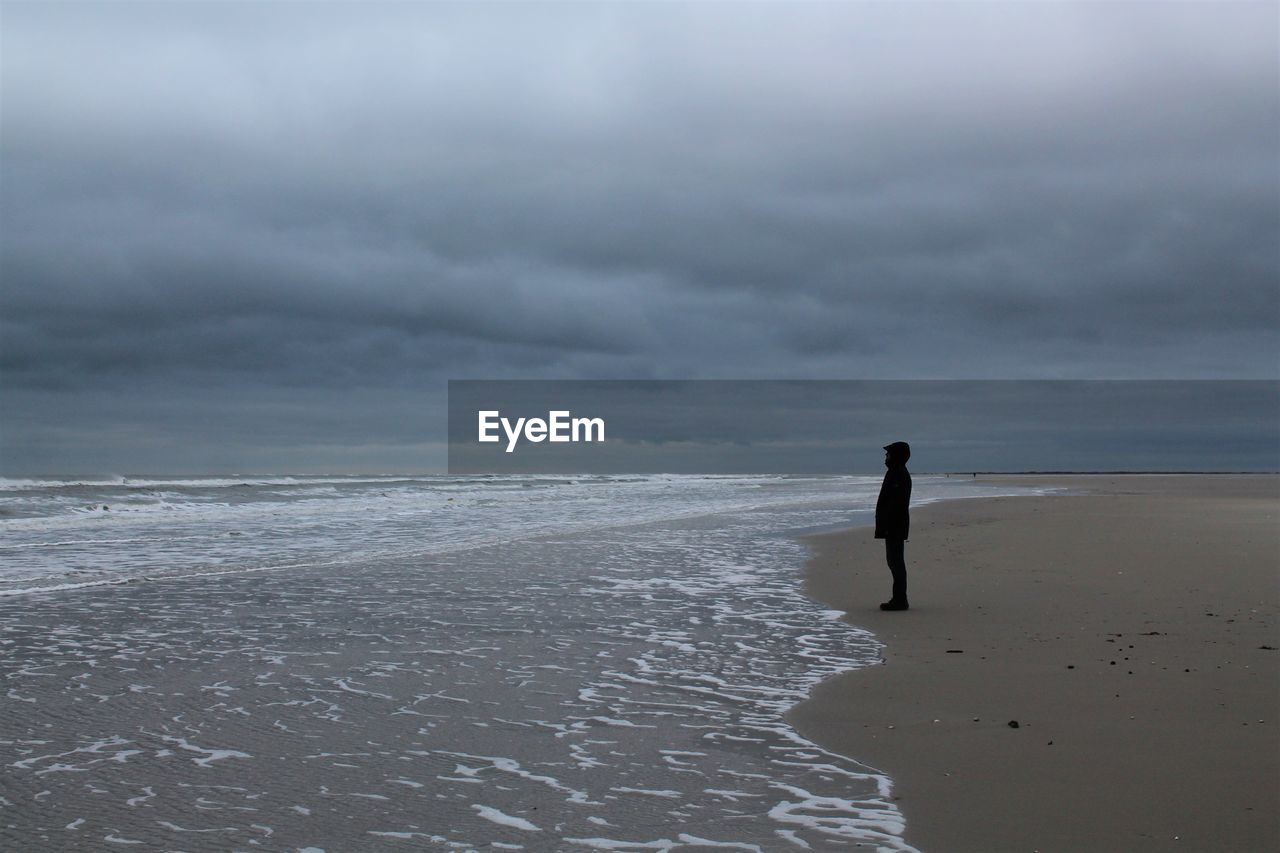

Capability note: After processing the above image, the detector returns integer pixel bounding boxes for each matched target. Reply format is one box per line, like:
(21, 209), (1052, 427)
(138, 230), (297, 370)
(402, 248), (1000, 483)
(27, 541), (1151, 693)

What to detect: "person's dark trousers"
(885, 538), (907, 604)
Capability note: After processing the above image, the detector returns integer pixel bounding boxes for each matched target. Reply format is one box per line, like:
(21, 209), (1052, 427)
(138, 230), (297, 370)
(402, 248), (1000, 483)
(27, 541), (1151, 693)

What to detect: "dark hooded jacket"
(875, 449), (912, 541)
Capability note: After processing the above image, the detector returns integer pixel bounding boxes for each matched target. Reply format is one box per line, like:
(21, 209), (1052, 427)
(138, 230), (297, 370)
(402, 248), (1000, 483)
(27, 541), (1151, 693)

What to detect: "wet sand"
(0, 505), (912, 851)
(788, 475), (1280, 853)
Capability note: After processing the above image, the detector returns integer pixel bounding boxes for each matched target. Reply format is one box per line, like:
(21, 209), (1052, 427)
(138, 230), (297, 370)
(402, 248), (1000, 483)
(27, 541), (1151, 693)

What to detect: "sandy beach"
(789, 475), (1280, 852)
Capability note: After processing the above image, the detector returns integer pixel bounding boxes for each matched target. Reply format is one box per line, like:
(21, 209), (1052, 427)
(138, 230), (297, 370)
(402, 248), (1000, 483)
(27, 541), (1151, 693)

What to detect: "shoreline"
(787, 474), (1279, 852)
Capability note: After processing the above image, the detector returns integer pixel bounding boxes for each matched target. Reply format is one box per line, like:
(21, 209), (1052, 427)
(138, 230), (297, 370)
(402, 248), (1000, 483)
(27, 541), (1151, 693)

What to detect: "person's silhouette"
(875, 441), (912, 611)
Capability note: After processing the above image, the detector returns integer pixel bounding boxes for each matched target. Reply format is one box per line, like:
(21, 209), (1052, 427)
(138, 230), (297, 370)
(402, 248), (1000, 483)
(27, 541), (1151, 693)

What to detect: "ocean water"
(1, 474), (1043, 850)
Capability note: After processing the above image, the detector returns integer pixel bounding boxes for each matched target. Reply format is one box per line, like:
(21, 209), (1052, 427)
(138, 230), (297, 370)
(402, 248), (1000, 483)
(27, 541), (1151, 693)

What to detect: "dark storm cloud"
(1, 2), (1276, 473)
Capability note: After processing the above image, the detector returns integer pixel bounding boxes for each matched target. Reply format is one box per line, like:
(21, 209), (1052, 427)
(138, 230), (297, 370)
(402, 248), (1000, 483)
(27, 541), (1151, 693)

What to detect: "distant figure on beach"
(875, 441), (912, 611)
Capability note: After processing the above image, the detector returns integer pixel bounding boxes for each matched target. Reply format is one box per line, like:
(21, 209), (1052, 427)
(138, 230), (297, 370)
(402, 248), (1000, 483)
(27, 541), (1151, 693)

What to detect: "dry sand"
(788, 475), (1279, 853)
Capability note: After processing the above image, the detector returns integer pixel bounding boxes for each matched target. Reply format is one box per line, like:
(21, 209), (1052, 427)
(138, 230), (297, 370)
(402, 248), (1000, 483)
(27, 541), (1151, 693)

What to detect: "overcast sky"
(2, 2), (1277, 475)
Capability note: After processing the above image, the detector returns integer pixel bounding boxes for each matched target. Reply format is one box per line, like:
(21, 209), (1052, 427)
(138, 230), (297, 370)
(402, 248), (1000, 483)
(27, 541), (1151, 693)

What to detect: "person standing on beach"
(875, 441), (912, 611)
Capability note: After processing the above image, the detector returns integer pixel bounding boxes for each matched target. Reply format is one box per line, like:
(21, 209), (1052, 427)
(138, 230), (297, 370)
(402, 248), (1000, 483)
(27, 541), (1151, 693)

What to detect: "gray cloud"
(2, 2), (1276, 473)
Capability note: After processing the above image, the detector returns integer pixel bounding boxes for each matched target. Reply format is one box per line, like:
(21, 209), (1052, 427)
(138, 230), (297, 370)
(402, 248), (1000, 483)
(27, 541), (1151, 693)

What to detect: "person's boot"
(879, 600), (909, 611)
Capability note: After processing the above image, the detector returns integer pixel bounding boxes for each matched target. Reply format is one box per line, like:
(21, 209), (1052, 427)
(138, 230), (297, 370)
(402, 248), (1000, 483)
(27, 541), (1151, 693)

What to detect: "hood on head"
(883, 441), (911, 464)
